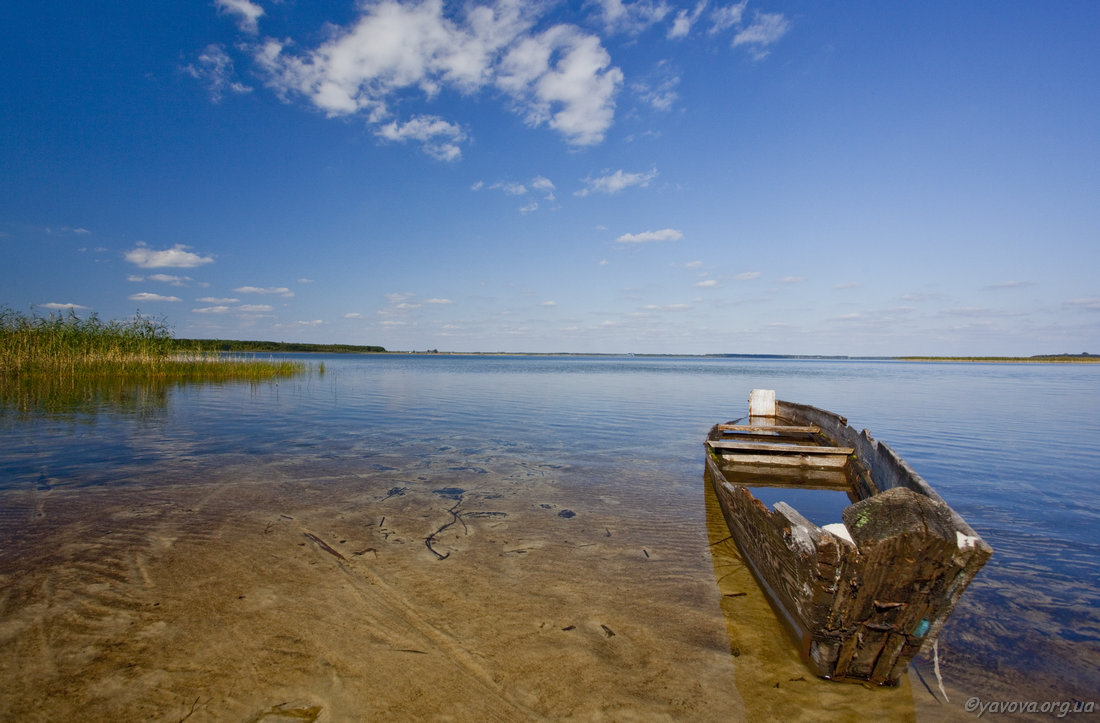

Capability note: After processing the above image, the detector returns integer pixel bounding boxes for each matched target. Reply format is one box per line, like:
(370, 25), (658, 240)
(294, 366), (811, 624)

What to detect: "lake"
(1, 355), (1097, 720)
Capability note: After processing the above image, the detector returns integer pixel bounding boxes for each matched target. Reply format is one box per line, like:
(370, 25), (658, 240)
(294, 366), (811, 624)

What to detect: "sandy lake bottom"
(0, 447), (1048, 722)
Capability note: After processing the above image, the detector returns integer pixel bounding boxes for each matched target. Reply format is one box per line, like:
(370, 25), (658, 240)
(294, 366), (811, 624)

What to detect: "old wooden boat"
(704, 390), (992, 686)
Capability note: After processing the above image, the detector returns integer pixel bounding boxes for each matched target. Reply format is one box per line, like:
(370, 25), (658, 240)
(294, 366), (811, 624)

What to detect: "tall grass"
(0, 308), (304, 381)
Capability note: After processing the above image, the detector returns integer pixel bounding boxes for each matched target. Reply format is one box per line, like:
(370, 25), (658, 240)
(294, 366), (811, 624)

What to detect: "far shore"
(250, 348), (1099, 364)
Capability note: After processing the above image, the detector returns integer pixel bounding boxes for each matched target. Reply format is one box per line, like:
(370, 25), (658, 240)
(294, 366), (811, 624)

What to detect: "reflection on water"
(0, 373), (174, 416)
(0, 355), (1098, 718)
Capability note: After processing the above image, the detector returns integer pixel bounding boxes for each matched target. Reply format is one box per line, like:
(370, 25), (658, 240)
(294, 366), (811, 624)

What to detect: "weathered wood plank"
(713, 452), (850, 468)
(718, 424), (821, 434)
(707, 439), (855, 455)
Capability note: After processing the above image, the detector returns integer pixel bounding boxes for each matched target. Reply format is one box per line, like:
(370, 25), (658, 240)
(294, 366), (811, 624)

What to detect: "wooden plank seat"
(706, 439), (855, 455)
(717, 424), (821, 434)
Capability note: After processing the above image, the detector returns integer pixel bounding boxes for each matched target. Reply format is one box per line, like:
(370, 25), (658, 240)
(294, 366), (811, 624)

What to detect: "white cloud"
(197, 297), (239, 303)
(736, 271), (761, 280)
(237, 304), (275, 312)
(376, 115), (467, 161)
(183, 44), (253, 102)
(148, 273), (191, 286)
(541, 300), (557, 306)
(695, 279), (718, 287)
(490, 181), (528, 195)
(235, 286), (294, 298)
(254, 1), (619, 149)
(531, 175), (555, 199)
(125, 243), (214, 269)
(295, 320), (324, 326)
(194, 305), (231, 314)
(733, 11), (790, 58)
(780, 276), (806, 283)
(592, 0), (671, 35)
(496, 25), (623, 146)
(575, 168), (657, 196)
(633, 75), (680, 111)
(345, 312), (364, 318)
(41, 302), (88, 310)
(616, 228), (683, 243)
(425, 298), (453, 304)
(708, 1), (747, 34)
(298, 278), (315, 284)
(519, 201), (538, 213)
(668, 1), (708, 39)
(129, 292), (182, 302)
(216, 0), (264, 34)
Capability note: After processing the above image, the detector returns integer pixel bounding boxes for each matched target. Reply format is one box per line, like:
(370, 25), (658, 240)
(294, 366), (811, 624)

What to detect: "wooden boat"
(704, 390), (992, 686)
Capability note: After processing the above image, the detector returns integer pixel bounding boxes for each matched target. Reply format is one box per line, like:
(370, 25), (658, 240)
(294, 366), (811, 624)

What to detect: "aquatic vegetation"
(0, 307), (304, 381)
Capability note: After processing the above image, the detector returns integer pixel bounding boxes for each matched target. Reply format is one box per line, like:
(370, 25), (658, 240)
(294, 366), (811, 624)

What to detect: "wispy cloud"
(41, 302), (88, 310)
(138, 273), (192, 286)
(591, 0), (671, 35)
(616, 228), (683, 243)
(376, 115), (467, 161)
(735, 271), (761, 280)
(779, 276), (806, 283)
(985, 280), (1035, 290)
(576, 168), (657, 196)
(709, 2), (747, 34)
(182, 44), (252, 102)
(193, 306), (231, 314)
(215, 0), (264, 34)
(531, 176), (555, 200)
(668, 1), (709, 39)
(632, 61), (680, 111)
(237, 304), (275, 312)
(197, 296), (239, 304)
(125, 243), (214, 269)
(235, 286), (294, 298)
(1064, 297), (1100, 311)
(733, 11), (791, 59)
(695, 279), (718, 287)
(129, 292), (182, 302)
(478, 176), (556, 202)
(425, 298), (453, 304)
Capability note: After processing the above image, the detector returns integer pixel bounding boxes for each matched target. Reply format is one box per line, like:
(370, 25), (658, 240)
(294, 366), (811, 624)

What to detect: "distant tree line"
(172, 339), (386, 354)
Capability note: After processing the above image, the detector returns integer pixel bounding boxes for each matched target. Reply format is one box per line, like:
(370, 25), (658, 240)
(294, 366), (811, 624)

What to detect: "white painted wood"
(749, 388), (776, 417)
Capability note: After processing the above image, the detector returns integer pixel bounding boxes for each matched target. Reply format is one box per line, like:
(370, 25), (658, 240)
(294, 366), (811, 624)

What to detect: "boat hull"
(705, 396), (992, 685)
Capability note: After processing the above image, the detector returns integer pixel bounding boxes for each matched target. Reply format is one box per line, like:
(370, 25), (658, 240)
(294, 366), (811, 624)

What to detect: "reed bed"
(0, 308), (304, 381)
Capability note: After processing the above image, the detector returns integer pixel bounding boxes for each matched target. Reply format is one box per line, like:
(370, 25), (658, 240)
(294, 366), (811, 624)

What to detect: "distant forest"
(172, 339), (386, 354)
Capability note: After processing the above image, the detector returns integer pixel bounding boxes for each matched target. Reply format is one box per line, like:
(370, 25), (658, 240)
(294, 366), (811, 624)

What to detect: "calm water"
(2, 355), (1098, 712)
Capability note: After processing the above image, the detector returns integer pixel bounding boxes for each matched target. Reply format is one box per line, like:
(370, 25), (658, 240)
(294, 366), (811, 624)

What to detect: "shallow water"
(1, 356), (1097, 719)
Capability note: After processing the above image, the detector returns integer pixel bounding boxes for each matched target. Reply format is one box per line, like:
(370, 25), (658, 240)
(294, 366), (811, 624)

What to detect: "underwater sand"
(0, 444), (1001, 722)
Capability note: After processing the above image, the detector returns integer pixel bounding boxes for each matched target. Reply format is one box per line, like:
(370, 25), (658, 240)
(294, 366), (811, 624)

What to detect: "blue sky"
(2, 1), (1097, 355)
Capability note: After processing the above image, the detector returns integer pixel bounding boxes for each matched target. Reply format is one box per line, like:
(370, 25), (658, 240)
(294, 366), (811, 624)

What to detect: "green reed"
(0, 308), (304, 381)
